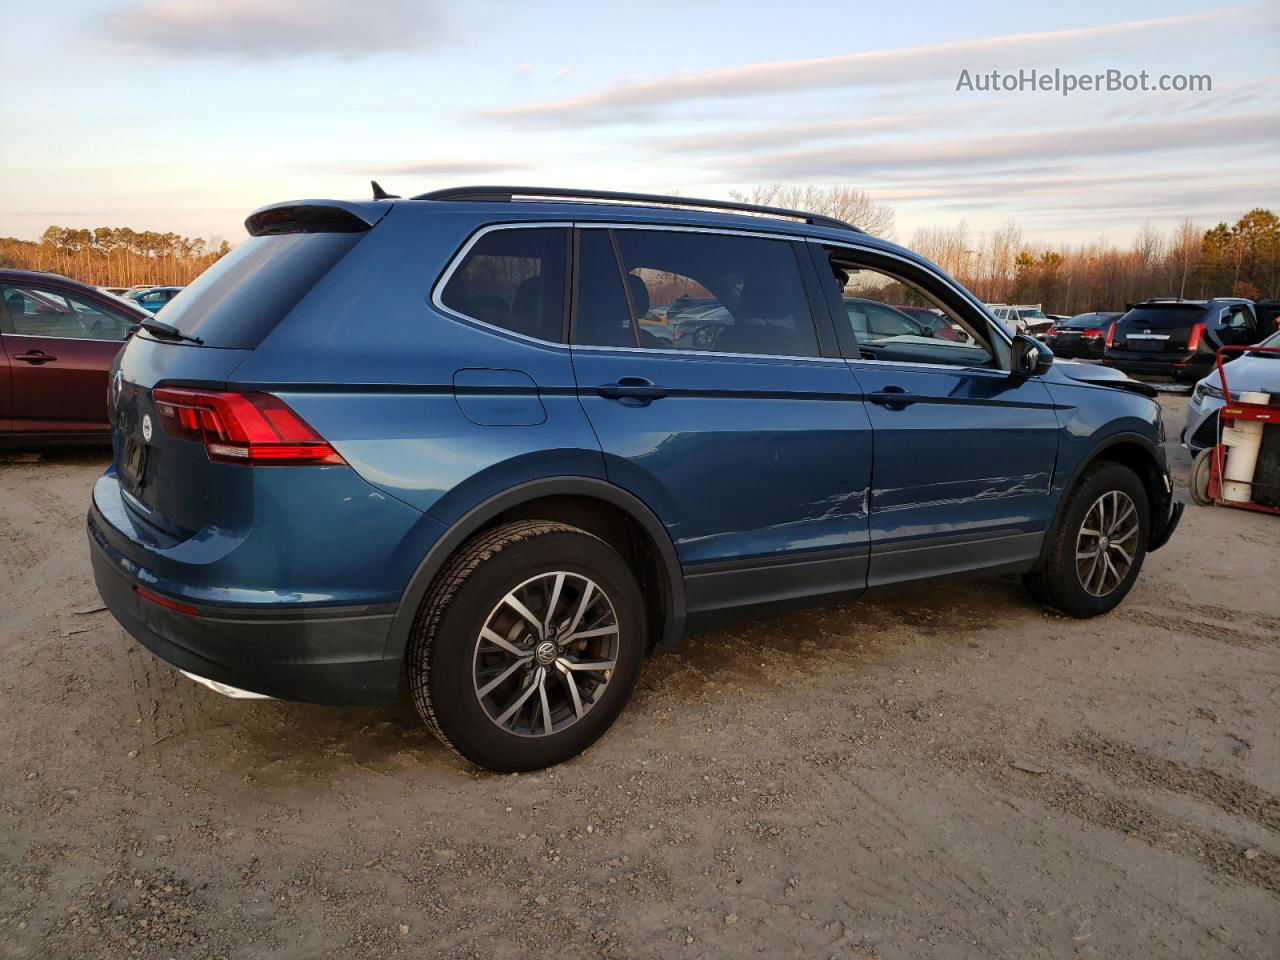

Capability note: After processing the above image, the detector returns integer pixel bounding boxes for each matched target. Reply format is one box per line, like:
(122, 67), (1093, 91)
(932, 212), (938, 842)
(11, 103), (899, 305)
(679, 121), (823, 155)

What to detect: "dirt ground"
(1, 394), (1276, 960)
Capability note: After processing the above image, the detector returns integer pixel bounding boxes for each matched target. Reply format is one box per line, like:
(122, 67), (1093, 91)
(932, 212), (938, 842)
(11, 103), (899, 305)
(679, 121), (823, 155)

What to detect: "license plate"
(1128, 340), (1165, 352)
(121, 437), (147, 490)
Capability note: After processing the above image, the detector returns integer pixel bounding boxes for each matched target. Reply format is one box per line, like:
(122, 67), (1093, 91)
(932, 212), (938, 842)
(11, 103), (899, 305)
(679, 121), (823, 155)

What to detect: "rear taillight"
(1080, 329), (1101, 339)
(151, 388), (344, 466)
(1105, 323), (1117, 349)
(1186, 322), (1206, 352)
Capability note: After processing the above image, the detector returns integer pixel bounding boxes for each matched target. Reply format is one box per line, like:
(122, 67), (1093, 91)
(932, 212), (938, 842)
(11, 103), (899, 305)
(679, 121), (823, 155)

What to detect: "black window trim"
(431, 221), (574, 347)
(435, 219), (929, 365)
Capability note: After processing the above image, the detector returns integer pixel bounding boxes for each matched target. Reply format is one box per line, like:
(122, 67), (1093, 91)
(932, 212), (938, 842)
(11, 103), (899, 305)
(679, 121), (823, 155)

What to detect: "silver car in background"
(1182, 329), (1280, 452)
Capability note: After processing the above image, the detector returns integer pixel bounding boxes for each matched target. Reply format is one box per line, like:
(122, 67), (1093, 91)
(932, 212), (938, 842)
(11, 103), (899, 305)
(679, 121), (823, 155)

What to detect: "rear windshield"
(1065, 313), (1109, 327)
(143, 232), (362, 348)
(1118, 305), (1205, 329)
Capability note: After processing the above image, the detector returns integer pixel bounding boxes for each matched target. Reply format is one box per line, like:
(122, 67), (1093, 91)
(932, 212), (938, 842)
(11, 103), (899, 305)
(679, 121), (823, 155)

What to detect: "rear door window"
(440, 228), (569, 343)
(574, 228), (820, 358)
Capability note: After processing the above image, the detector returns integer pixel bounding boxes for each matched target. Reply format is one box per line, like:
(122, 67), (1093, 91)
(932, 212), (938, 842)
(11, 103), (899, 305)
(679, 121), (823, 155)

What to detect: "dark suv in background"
(1104, 298), (1259, 381)
(88, 186), (1182, 771)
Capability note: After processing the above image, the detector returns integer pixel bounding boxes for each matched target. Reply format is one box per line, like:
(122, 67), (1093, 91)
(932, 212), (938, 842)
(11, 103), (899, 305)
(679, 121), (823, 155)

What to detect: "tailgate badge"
(142, 414), (153, 442)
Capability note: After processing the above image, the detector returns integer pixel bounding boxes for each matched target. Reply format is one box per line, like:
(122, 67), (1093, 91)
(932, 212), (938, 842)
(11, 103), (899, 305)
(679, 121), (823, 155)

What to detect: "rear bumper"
(89, 506), (404, 705)
(1105, 353), (1211, 381)
(1047, 340), (1103, 360)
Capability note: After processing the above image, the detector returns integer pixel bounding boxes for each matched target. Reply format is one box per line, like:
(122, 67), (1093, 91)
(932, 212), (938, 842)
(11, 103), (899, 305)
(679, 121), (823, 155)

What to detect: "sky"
(1, 0), (1276, 248)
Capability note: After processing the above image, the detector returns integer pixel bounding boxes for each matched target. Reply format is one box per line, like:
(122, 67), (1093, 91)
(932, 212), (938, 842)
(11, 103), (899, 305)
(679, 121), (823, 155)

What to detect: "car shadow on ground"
(138, 575), (1038, 782)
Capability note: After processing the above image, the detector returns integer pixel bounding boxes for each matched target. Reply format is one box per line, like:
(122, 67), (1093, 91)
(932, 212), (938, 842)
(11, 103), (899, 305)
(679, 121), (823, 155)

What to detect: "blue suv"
(89, 186), (1182, 770)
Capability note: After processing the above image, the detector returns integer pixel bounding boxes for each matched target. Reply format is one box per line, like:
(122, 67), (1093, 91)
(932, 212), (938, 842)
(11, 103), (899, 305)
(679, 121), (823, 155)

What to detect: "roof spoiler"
(244, 200), (390, 237)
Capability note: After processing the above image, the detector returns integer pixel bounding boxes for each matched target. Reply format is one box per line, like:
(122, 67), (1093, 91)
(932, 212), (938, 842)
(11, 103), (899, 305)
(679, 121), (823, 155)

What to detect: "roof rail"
(412, 185), (863, 233)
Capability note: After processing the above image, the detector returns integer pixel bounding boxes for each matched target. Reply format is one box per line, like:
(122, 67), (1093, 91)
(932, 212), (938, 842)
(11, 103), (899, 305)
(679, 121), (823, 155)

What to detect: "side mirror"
(1011, 333), (1053, 378)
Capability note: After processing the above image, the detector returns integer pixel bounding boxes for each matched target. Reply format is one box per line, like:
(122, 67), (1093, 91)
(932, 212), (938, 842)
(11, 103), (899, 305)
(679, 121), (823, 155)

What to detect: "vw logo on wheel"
(141, 413), (153, 443)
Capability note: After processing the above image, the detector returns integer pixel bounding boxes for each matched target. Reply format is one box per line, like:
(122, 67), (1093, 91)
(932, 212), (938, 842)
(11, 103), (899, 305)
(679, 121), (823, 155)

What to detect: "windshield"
(1250, 329), (1280, 353)
(1017, 309), (1046, 319)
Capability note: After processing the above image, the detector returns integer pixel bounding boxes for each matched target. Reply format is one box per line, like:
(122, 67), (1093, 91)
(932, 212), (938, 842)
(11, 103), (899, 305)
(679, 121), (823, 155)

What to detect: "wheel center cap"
(535, 640), (558, 665)
(1099, 536), (1110, 551)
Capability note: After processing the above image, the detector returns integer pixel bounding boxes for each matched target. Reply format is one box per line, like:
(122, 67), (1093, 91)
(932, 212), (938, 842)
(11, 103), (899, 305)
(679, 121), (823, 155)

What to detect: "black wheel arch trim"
(1037, 431), (1179, 566)
(384, 476), (687, 661)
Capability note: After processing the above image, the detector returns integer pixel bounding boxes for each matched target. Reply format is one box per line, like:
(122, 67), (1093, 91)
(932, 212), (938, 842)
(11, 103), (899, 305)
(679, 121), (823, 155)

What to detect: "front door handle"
(15, 350), (57, 364)
(867, 385), (919, 409)
(596, 377), (669, 405)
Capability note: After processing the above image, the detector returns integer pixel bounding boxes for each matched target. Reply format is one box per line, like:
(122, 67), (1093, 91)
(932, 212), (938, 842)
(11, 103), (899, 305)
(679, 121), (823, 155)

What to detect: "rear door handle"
(596, 377), (669, 404)
(15, 350), (57, 364)
(867, 386), (919, 408)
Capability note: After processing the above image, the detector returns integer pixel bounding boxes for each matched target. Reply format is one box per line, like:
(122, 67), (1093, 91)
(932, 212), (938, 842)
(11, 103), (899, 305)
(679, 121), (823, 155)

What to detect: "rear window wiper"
(140, 318), (204, 346)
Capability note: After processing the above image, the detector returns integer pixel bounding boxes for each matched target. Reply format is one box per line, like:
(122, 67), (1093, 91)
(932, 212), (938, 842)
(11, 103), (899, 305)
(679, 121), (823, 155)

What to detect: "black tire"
(407, 520), (645, 771)
(1189, 448), (1215, 506)
(1022, 462), (1149, 618)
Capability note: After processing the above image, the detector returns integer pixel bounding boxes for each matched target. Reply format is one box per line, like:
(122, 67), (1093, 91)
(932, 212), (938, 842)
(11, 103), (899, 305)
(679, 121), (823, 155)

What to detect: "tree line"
(0, 226), (232, 287)
(909, 209), (1279, 314)
(765, 186), (1278, 314)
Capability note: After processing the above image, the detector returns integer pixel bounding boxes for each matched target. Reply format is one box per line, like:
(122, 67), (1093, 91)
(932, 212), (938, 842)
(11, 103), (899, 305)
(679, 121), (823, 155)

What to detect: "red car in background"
(0, 269), (149, 445)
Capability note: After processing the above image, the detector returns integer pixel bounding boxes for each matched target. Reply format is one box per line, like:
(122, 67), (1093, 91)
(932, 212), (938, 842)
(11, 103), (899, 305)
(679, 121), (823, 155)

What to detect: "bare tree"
(730, 184), (896, 238)
(1172, 218), (1200, 298)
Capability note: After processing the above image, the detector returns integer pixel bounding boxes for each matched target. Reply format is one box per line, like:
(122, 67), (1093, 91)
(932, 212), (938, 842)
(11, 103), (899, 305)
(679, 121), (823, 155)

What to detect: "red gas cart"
(1189, 345), (1280, 514)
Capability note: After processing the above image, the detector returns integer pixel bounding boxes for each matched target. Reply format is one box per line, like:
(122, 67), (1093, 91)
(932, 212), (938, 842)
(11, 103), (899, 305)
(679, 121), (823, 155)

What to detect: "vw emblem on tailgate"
(141, 414), (153, 442)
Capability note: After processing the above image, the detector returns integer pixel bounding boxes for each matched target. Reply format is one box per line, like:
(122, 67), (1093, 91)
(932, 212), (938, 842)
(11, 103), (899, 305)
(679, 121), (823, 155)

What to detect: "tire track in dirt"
(1118, 607), (1278, 652)
(0, 511), (43, 597)
(927, 743), (1280, 897)
(1067, 731), (1280, 832)
(1155, 598), (1280, 635)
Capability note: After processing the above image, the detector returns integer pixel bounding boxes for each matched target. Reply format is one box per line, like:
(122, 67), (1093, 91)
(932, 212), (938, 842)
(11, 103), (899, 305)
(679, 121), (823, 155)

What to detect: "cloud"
(100, 0), (443, 59)
(719, 113), (1280, 179)
(653, 105), (988, 154)
(322, 159), (526, 177)
(478, 9), (1246, 127)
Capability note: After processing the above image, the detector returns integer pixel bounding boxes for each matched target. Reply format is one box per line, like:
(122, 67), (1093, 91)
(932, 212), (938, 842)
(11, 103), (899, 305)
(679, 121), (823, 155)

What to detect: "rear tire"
(408, 521), (645, 771)
(1022, 462), (1149, 618)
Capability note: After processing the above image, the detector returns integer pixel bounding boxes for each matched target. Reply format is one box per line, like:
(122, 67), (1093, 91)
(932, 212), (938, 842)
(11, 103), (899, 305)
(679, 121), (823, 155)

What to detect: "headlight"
(1192, 381), (1225, 403)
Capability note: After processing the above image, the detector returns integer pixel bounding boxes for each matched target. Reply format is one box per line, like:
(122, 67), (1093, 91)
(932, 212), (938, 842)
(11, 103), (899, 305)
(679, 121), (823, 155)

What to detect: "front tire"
(408, 521), (645, 771)
(1023, 462), (1149, 618)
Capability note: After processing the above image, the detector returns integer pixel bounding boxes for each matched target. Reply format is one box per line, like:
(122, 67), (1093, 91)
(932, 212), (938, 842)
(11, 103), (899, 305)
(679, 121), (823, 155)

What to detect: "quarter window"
(574, 228), (820, 358)
(440, 228), (569, 342)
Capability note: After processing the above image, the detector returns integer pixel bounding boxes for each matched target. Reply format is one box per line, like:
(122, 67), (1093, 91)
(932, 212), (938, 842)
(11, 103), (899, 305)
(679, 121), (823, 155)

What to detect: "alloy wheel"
(472, 572), (619, 737)
(1075, 490), (1140, 597)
